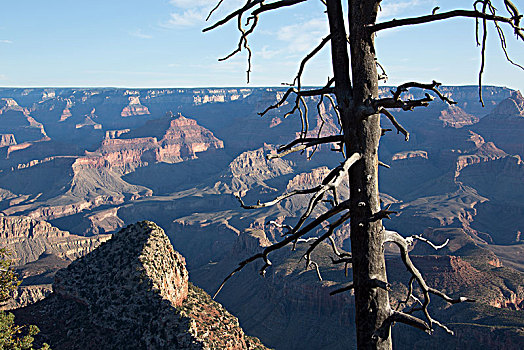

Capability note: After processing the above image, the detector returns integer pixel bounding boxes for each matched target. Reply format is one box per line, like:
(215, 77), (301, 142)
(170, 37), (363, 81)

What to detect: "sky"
(0, 0), (522, 90)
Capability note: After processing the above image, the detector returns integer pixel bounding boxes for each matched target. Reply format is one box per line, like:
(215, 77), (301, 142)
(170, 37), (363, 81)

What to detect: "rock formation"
(438, 106), (479, 128)
(121, 96), (151, 117)
(0, 86), (522, 349)
(0, 98), (47, 143)
(215, 145), (294, 195)
(0, 133), (16, 147)
(473, 90), (524, 157)
(0, 216), (110, 266)
(14, 221), (267, 350)
(392, 150), (428, 161)
(81, 114), (224, 171)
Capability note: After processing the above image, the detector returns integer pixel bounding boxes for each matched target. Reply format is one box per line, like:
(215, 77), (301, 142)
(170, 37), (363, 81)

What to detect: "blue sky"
(0, 0), (522, 90)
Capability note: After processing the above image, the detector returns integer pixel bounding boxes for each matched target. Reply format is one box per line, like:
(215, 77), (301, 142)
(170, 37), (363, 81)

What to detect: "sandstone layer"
(0, 215), (110, 266)
(80, 115), (224, 171)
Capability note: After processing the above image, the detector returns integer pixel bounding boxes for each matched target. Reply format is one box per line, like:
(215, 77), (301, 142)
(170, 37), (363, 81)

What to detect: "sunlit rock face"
(79, 114), (224, 171)
(121, 96), (150, 117)
(473, 91), (524, 157)
(0, 215), (110, 266)
(0, 133), (16, 147)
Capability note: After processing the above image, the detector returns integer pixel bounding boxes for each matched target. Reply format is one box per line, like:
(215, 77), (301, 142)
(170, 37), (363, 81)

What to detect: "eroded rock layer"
(0, 216), (110, 266)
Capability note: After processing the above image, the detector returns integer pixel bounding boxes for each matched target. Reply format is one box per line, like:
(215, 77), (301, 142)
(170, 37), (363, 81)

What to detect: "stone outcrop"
(438, 106), (479, 128)
(79, 115), (224, 171)
(0, 216), (110, 266)
(0, 98), (47, 143)
(0, 98), (25, 114)
(105, 128), (130, 139)
(392, 150), (428, 161)
(473, 90), (524, 157)
(14, 221), (267, 350)
(53, 221), (189, 309)
(2, 284), (53, 311)
(59, 99), (73, 121)
(216, 144), (293, 195)
(75, 113), (102, 130)
(455, 139), (508, 173)
(490, 90), (524, 117)
(121, 96), (150, 117)
(0, 133), (16, 147)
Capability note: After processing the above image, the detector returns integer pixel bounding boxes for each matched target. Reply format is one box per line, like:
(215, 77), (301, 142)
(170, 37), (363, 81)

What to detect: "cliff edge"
(14, 221), (267, 350)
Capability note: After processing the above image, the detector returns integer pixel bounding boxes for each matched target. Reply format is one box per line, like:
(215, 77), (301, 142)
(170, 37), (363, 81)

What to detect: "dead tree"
(204, 1), (523, 349)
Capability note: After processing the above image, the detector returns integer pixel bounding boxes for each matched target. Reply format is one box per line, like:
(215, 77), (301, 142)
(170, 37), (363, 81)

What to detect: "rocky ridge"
(14, 221), (267, 350)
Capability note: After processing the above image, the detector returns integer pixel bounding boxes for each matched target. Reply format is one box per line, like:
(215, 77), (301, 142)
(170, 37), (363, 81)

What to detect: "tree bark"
(327, 1), (391, 348)
(348, 1), (392, 349)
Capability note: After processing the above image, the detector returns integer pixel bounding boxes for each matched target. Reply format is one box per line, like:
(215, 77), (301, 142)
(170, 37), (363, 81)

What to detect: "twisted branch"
(267, 135), (343, 159)
(214, 199), (351, 298)
(390, 81), (456, 105)
(379, 108), (409, 142)
(203, 0), (263, 32)
(259, 79), (335, 117)
(384, 229), (475, 334)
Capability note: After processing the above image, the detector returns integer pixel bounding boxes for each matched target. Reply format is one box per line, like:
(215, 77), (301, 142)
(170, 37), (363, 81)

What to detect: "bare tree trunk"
(205, 0), (523, 347)
(327, 1), (391, 348)
(348, 1), (392, 349)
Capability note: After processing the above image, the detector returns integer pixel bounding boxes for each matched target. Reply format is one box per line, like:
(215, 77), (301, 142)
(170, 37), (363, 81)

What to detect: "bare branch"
(303, 211), (352, 267)
(391, 81), (456, 105)
(375, 58), (388, 82)
(266, 220), (293, 235)
(290, 153), (361, 235)
(217, 9), (259, 83)
(236, 186), (321, 209)
(390, 311), (431, 333)
(369, 278), (391, 291)
(309, 93), (328, 159)
(379, 108), (409, 141)
(477, 1), (490, 106)
(374, 93), (434, 111)
(214, 199), (352, 298)
(308, 260), (323, 281)
(203, 0), (263, 32)
(328, 236), (350, 259)
(384, 229), (475, 333)
(206, 0), (225, 21)
(369, 9), (521, 33)
(395, 276), (422, 312)
(325, 93), (342, 130)
(330, 256), (352, 265)
(406, 234), (449, 250)
(290, 35), (332, 90)
(267, 135), (344, 159)
(258, 80), (335, 117)
(372, 309), (431, 342)
(251, 0), (308, 16)
(330, 283), (354, 295)
(494, 18), (524, 70)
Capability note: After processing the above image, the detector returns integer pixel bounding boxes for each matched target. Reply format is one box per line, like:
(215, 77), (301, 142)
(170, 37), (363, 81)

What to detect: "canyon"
(0, 86), (522, 349)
